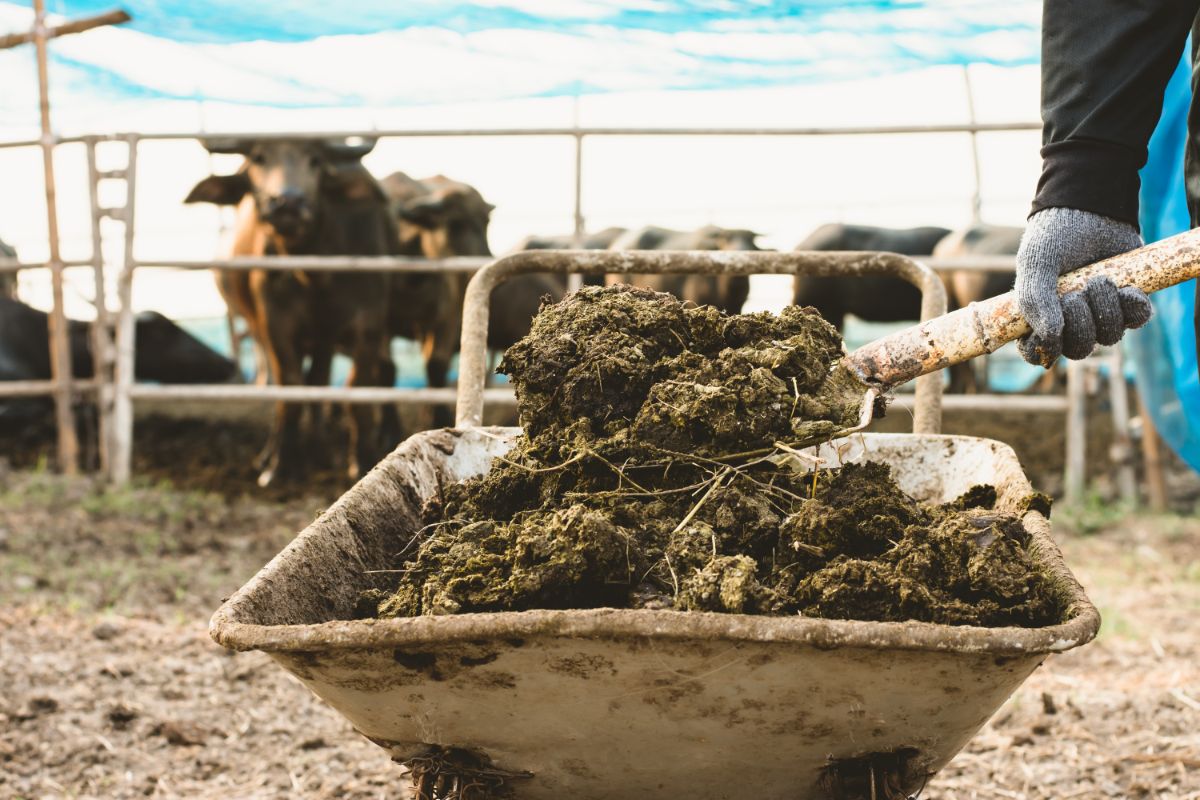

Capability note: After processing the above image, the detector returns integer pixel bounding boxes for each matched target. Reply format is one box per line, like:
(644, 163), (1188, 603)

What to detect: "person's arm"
(1015, 0), (1195, 367)
(1033, 0), (1198, 226)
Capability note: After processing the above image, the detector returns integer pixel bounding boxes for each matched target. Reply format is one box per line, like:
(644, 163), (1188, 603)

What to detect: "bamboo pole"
(33, 0), (79, 474)
(0, 8), (129, 50)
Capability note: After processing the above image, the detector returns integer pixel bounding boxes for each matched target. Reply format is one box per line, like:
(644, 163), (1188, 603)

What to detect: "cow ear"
(324, 164), (388, 204)
(398, 195), (448, 229)
(198, 137), (252, 155)
(321, 136), (377, 162)
(185, 173), (250, 205)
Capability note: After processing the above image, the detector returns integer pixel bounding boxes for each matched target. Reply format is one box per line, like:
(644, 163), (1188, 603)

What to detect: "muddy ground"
(0, 385), (1148, 502)
(1, 452), (1198, 798)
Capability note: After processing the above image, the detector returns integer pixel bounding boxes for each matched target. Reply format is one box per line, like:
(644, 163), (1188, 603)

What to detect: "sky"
(0, 1), (1046, 320)
(0, 1), (1039, 128)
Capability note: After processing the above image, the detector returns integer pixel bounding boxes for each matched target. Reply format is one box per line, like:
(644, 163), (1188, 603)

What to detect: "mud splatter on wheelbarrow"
(361, 286), (1062, 628)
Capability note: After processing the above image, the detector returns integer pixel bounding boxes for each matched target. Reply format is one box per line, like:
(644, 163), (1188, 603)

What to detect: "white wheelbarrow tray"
(210, 428), (1099, 800)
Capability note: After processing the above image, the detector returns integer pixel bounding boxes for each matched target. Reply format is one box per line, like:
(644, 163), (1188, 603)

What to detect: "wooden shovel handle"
(844, 227), (1200, 389)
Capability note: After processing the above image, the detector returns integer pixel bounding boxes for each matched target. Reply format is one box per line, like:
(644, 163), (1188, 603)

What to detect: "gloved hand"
(1015, 207), (1153, 367)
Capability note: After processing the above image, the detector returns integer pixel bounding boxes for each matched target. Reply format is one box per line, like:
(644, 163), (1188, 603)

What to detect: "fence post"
(962, 65), (983, 224)
(33, 0), (79, 474)
(1137, 393), (1168, 512)
(84, 137), (115, 474)
(567, 129), (585, 292)
(110, 134), (138, 484)
(1064, 359), (1087, 504)
(1104, 349), (1138, 506)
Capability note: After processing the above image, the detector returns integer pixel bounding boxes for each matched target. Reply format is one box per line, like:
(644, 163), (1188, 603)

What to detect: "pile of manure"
(361, 285), (1062, 628)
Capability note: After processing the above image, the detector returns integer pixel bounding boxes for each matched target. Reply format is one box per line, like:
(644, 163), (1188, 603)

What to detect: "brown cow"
(605, 225), (757, 314)
(185, 138), (397, 486)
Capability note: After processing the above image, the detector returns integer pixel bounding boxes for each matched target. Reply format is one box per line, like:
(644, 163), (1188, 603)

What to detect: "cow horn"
(322, 136), (378, 160)
(198, 137), (253, 155)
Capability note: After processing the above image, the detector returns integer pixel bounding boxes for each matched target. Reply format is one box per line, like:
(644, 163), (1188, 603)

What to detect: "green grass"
(1056, 491), (1135, 536)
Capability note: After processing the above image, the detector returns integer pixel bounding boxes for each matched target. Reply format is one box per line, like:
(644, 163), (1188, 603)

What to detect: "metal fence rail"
(0, 122), (1042, 151)
(5, 120), (1119, 493)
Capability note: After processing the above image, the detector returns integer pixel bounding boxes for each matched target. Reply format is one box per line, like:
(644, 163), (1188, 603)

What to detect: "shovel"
(837, 227), (1200, 433)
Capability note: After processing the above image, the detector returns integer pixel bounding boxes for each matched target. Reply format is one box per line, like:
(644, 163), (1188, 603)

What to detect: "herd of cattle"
(0, 136), (1024, 486)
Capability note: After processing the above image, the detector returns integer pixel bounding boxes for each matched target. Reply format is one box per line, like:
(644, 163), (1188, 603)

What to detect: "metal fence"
(2, 121), (1126, 500)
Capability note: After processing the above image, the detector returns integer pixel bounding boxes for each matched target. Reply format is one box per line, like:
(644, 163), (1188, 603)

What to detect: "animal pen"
(0, 120), (1140, 502)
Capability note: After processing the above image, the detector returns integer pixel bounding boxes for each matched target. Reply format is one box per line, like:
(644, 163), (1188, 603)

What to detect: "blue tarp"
(1129, 52), (1200, 472)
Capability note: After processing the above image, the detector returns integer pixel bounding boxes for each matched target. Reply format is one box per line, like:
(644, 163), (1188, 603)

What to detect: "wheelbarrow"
(208, 243), (1150, 799)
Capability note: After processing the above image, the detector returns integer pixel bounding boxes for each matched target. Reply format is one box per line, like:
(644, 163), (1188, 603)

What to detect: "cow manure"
(365, 286), (1063, 628)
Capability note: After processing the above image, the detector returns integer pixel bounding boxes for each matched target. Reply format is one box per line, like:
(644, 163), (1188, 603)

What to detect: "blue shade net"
(1129, 51), (1200, 473)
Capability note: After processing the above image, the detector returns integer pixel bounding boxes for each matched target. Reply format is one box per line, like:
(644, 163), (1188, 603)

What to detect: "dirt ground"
(0, 389), (1145, 501)
(2, 391), (1199, 799)
(1, 445), (1198, 799)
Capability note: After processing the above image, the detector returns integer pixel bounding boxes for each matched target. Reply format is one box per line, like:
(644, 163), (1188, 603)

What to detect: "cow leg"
(304, 339), (336, 468)
(428, 277), (465, 429)
(423, 331), (455, 428)
(345, 325), (388, 481)
(947, 363), (970, 394)
(253, 340), (271, 386)
(255, 278), (308, 487)
(258, 347), (306, 486)
(377, 346), (402, 451)
(973, 355), (990, 393)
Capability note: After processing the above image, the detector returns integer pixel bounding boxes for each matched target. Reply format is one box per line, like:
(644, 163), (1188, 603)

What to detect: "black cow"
(185, 138), (397, 486)
(511, 226), (627, 252)
(934, 224), (1021, 310)
(606, 225), (758, 314)
(0, 297), (237, 419)
(0, 238), (16, 299)
(381, 174), (560, 394)
(791, 223), (952, 328)
(509, 227), (627, 290)
(934, 224), (1023, 392)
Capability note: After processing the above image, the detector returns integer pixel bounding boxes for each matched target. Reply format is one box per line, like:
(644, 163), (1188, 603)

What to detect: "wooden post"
(0, 8), (130, 50)
(962, 65), (983, 224)
(33, 0), (79, 474)
(567, 127), (585, 293)
(1104, 349), (1138, 506)
(84, 138), (113, 474)
(7, 3), (131, 475)
(110, 135), (138, 484)
(1138, 393), (1169, 513)
(1064, 359), (1087, 505)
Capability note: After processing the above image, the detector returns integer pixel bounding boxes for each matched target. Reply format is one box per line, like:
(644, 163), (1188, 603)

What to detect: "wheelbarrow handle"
(843, 227), (1200, 389)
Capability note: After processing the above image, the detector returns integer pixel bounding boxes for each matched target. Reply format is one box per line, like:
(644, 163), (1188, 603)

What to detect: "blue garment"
(1129, 53), (1200, 472)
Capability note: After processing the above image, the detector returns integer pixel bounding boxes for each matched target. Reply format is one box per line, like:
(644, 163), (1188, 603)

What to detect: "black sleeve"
(1031, 0), (1199, 227)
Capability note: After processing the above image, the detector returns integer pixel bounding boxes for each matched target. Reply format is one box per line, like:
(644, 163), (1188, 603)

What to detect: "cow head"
(184, 137), (378, 249)
(699, 225), (761, 251)
(397, 178), (495, 258)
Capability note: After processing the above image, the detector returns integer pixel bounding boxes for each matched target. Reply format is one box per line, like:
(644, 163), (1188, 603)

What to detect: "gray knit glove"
(1015, 207), (1153, 367)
